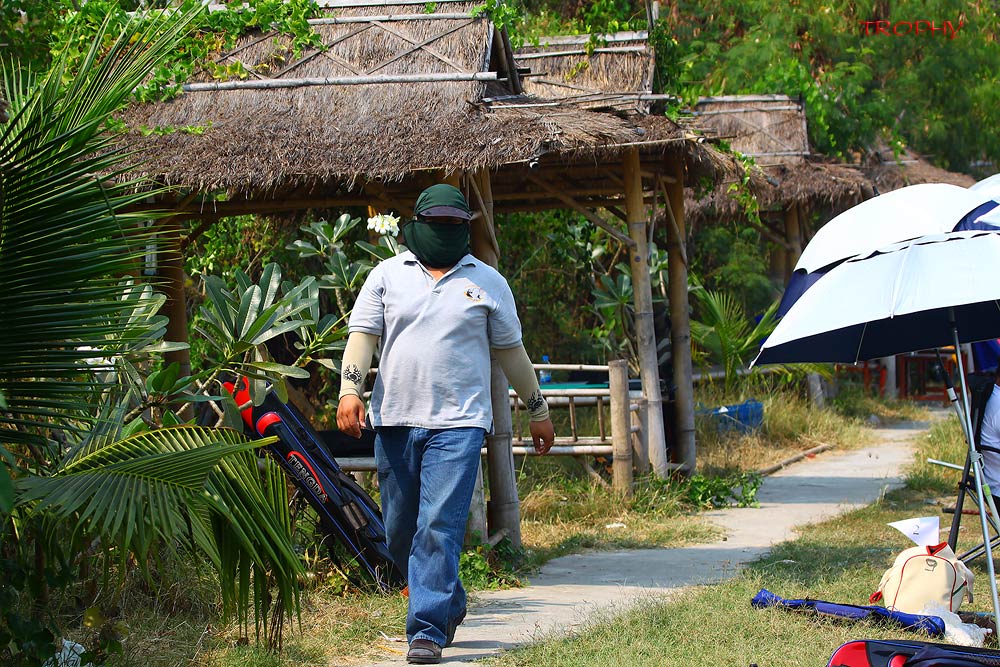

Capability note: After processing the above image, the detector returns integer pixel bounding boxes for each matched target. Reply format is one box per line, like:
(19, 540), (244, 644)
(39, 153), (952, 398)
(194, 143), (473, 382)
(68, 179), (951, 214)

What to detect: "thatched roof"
(681, 95), (870, 224)
(684, 158), (870, 224)
(864, 144), (976, 191)
(513, 31), (660, 112)
(121, 4), (727, 210)
(689, 95), (809, 167)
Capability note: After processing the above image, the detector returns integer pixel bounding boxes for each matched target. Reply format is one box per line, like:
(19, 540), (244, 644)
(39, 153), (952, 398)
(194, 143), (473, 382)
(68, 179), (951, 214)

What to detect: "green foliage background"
(509, 0), (999, 172)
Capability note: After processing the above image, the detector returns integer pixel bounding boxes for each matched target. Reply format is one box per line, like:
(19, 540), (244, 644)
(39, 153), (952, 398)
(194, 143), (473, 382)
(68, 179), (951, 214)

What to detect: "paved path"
(370, 420), (925, 666)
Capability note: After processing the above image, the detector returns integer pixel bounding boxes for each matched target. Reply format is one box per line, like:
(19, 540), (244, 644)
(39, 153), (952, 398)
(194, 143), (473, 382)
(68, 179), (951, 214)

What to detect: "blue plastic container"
(699, 399), (764, 433)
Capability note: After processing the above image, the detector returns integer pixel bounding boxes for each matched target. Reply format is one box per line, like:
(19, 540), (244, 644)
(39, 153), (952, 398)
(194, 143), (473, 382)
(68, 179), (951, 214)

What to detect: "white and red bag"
(871, 542), (974, 614)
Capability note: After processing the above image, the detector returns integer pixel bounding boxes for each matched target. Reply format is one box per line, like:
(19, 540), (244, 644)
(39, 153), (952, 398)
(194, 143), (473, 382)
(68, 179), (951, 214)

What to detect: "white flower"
(366, 213), (400, 236)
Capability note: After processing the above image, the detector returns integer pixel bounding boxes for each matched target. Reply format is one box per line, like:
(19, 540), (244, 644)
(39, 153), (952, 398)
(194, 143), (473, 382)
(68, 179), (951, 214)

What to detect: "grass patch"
(516, 462), (721, 568)
(485, 413), (994, 667)
(93, 389), (933, 666)
(692, 387), (926, 476)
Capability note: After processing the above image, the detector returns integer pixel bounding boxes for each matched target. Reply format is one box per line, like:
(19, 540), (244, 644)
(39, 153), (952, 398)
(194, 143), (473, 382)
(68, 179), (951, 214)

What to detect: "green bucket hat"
(413, 184), (473, 219)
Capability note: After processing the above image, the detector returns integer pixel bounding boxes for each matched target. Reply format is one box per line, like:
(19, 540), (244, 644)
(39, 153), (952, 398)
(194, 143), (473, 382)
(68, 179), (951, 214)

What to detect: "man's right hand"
(336, 394), (367, 438)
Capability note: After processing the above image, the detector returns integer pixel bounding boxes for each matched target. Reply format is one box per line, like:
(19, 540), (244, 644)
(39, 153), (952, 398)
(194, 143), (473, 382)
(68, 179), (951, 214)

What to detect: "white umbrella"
(754, 229), (1000, 628)
(971, 173), (1000, 199)
(795, 184), (993, 274)
(779, 184), (999, 316)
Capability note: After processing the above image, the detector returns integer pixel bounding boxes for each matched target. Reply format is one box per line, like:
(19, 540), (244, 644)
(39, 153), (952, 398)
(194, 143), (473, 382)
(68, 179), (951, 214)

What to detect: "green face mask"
(403, 218), (470, 268)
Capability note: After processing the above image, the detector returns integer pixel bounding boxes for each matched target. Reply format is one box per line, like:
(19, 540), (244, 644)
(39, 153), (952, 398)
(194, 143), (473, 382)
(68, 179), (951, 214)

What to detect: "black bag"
(225, 378), (404, 592)
(827, 639), (1000, 667)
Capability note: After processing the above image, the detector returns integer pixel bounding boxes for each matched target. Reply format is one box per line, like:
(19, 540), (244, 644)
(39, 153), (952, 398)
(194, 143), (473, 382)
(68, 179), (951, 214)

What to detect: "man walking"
(337, 184), (555, 664)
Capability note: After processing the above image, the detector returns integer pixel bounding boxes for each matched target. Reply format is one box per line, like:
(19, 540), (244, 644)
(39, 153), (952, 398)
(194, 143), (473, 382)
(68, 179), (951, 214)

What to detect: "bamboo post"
(663, 159), (696, 475)
(770, 239), (787, 286)
(609, 360), (633, 495)
(784, 204), (802, 283)
(464, 455), (488, 544)
(161, 219), (191, 380)
(632, 398), (650, 475)
(469, 167), (522, 549)
(785, 203), (825, 406)
(623, 147), (670, 478)
(882, 355), (898, 399)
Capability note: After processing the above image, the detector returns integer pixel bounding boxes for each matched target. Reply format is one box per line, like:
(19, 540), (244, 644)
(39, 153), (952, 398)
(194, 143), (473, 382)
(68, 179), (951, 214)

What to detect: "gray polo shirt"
(348, 250), (522, 430)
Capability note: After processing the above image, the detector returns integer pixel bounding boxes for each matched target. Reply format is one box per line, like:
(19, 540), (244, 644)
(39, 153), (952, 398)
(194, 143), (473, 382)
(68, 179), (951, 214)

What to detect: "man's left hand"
(530, 418), (555, 454)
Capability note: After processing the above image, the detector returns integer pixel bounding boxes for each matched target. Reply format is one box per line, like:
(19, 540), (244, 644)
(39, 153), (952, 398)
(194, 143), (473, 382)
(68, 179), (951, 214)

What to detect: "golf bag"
(827, 639), (1000, 667)
(224, 378), (404, 592)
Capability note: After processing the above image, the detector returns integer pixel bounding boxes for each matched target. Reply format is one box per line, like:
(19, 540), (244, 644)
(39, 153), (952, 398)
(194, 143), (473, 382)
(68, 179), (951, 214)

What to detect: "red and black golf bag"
(224, 377), (404, 592)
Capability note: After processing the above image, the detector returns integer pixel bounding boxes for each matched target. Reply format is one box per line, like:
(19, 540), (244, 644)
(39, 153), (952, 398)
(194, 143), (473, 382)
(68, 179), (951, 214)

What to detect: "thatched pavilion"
(123, 1), (733, 546)
(683, 95), (873, 286)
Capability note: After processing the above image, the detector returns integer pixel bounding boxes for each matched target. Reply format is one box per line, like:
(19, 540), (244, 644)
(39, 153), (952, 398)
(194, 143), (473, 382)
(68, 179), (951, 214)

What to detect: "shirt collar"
(401, 250), (477, 268)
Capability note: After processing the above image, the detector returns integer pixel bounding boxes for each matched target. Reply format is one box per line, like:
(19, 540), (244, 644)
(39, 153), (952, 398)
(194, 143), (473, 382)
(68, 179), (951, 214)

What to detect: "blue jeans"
(375, 426), (485, 645)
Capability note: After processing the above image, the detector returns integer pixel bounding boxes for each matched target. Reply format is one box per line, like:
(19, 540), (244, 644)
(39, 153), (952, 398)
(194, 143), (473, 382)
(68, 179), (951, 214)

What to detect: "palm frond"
(0, 6), (204, 449)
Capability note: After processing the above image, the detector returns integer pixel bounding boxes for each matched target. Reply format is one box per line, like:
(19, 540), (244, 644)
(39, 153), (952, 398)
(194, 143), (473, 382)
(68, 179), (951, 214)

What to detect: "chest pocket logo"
(464, 286), (486, 302)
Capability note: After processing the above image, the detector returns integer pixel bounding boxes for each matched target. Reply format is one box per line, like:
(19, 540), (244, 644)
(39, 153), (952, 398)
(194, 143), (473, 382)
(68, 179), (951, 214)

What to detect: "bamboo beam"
(336, 449), (691, 470)
(605, 205), (627, 222)
(317, 0), (470, 6)
(748, 216), (795, 250)
(468, 169), (500, 265)
(500, 28), (523, 94)
(527, 175), (636, 248)
(493, 197), (662, 214)
(664, 158), (696, 475)
(308, 13), (476, 24)
(623, 147), (670, 478)
(181, 71), (498, 92)
(515, 46), (648, 59)
(529, 31), (649, 46)
(155, 198), (374, 218)
(659, 178), (687, 268)
(632, 398), (650, 475)
(492, 186), (647, 201)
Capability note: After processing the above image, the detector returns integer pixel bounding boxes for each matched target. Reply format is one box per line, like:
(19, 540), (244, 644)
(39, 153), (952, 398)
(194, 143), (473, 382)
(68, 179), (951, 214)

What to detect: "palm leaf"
(0, 7), (204, 450)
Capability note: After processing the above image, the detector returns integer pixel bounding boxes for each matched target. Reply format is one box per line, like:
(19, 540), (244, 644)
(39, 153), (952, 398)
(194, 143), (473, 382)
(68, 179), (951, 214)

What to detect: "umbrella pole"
(951, 319), (1000, 630)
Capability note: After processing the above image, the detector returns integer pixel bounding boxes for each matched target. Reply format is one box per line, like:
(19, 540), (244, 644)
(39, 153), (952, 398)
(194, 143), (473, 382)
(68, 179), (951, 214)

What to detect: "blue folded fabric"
(752, 588), (946, 636)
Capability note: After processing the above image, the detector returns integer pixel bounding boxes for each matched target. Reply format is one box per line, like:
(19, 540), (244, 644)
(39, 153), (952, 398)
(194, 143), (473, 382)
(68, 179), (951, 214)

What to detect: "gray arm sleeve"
(339, 331), (378, 399)
(494, 345), (549, 422)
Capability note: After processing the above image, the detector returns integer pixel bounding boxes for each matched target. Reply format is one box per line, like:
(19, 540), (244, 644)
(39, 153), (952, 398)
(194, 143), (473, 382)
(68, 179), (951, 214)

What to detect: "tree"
(652, 0), (1000, 171)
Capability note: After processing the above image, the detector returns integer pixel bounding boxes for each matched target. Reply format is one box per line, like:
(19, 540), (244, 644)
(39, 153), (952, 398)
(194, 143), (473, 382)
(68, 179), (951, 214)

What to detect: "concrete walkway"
(370, 420), (925, 666)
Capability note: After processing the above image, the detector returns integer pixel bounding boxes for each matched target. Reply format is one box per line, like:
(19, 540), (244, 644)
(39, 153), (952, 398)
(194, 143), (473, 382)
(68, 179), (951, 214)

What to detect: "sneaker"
(407, 639), (442, 664)
(445, 609), (466, 648)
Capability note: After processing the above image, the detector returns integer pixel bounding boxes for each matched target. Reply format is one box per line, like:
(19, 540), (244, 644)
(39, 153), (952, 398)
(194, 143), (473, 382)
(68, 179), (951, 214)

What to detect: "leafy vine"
(50, 0), (325, 103)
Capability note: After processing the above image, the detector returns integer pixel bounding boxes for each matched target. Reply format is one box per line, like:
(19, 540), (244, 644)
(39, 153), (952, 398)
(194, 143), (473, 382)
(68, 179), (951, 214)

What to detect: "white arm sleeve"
(339, 332), (378, 399)
(494, 345), (549, 422)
